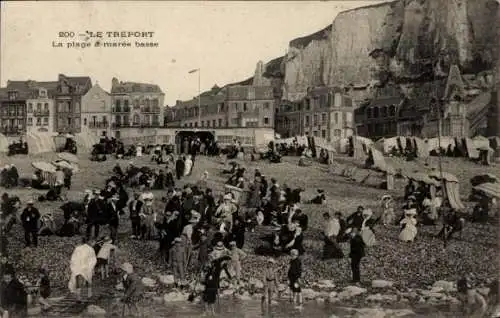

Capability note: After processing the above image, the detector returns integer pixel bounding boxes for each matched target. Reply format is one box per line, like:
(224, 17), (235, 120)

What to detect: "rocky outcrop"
(276, 0), (499, 101)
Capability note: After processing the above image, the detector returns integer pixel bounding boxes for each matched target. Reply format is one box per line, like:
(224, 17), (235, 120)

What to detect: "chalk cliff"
(257, 0), (499, 101)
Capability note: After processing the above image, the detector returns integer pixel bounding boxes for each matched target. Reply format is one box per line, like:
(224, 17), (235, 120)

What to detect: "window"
(133, 114), (140, 125)
(44, 103), (49, 111)
(206, 120), (210, 127)
(27, 103), (33, 112)
(27, 118), (33, 126)
(243, 103), (248, 112)
(321, 113), (327, 124)
(381, 106), (388, 117)
(201, 120), (205, 127)
(322, 130), (326, 138)
(313, 115), (318, 126)
(124, 100), (129, 110)
(43, 117), (48, 125)
(84, 118), (87, 125)
(334, 129), (341, 137)
(102, 116), (107, 124)
(134, 99), (140, 108)
(334, 93), (342, 107)
(305, 99), (310, 110)
(389, 105), (396, 116)
(194, 122), (198, 128)
(313, 131), (318, 137)
(116, 99), (121, 110)
(264, 117), (269, 125)
(373, 107), (379, 118)
(233, 103), (238, 111)
(367, 108), (372, 118)
(218, 118), (222, 127)
(36, 118), (41, 126)
(212, 120), (216, 127)
(334, 113), (339, 124)
(145, 98), (151, 108)
(39, 89), (47, 98)
(152, 99), (159, 107)
(305, 116), (310, 127)
(231, 118), (239, 125)
(37, 103), (42, 112)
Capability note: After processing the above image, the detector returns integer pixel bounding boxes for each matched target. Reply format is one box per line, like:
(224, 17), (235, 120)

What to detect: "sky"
(1, 1), (386, 106)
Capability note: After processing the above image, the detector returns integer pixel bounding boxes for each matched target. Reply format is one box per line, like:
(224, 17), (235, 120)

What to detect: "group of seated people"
(0, 165), (19, 188)
(7, 140), (28, 156)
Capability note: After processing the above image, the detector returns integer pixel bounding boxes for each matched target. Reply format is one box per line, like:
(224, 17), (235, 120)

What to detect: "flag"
(188, 69), (199, 74)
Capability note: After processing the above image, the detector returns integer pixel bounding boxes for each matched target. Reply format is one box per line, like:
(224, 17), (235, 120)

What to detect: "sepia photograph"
(0, 0), (499, 317)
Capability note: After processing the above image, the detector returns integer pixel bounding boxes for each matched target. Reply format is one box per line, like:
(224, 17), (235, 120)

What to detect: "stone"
(478, 287), (490, 296)
(302, 288), (320, 300)
(338, 286), (367, 299)
(28, 306), (42, 316)
(371, 280), (394, 289)
(341, 308), (415, 318)
(86, 305), (106, 316)
(432, 280), (456, 292)
(315, 280), (336, 290)
(158, 274), (175, 286)
(152, 296), (164, 304)
(249, 278), (264, 289)
(164, 291), (187, 302)
(141, 277), (157, 288)
(366, 293), (398, 302)
(237, 291), (252, 301)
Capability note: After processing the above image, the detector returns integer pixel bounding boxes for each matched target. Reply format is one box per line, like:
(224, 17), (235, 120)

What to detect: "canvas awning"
(428, 171), (459, 183)
(473, 182), (500, 199)
(58, 152), (79, 163)
(32, 161), (56, 173)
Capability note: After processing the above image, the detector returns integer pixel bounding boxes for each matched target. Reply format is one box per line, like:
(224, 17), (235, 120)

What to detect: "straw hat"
(214, 241), (225, 250)
(120, 262), (133, 274)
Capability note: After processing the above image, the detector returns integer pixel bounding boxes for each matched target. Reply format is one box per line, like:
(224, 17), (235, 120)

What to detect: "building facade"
(275, 86), (354, 141)
(55, 74), (92, 134)
(25, 82), (57, 134)
(81, 83), (112, 137)
(0, 87), (27, 136)
(166, 85), (275, 132)
(110, 77), (164, 139)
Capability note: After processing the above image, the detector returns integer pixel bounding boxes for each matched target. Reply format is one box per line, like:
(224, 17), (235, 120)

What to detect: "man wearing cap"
(86, 191), (104, 240)
(20, 200), (41, 248)
(128, 193), (143, 239)
(0, 264), (28, 317)
(107, 195), (120, 243)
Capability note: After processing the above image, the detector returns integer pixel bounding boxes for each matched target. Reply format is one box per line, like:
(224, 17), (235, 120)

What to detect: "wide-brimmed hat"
(381, 194), (392, 201)
(27, 199), (34, 205)
(223, 194), (232, 200)
(174, 237), (182, 243)
(407, 195), (416, 201)
(362, 208), (373, 217)
(214, 241), (225, 250)
(120, 262), (133, 274)
(404, 208), (417, 216)
(267, 258), (276, 264)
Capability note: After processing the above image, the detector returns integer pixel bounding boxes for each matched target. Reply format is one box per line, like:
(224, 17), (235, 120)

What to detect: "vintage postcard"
(0, 1), (499, 317)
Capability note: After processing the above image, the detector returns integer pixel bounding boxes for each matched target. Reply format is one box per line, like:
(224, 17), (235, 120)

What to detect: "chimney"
(58, 74), (65, 81)
(112, 77), (119, 87)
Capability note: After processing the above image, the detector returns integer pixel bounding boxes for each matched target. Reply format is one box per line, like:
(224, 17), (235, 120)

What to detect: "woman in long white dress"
(361, 208), (376, 246)
(183, 155), (193, 176)
(399, 209), (418, 242)
(68, 239), (97, 300)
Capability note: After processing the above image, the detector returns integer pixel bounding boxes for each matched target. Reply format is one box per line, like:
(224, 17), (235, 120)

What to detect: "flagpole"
(198, 69), (201, 129)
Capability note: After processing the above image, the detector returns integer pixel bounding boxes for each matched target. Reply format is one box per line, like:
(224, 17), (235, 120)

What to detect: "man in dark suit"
(86, 191), (104, 240)
(128, 193), (143, 239)
(20, 200), (40, 247)
(107, 195), (120, 243)
(175, 156), (185, 180)
(349, 228), (365, 284)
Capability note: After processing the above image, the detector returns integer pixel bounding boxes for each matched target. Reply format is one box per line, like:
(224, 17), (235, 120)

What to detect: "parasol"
(473, 182), (500, 199)
(428, 171), (459, 183)
(31, 161), (56, 173)
(58, 152), (78, 163)
(53, 160), (77, 171)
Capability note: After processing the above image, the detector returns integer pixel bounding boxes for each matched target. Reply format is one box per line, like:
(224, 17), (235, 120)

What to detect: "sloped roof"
(466, 91), (492, 120)
(111, 81), (163, 94)
(226, 85), (273, 100)
(58, 74), (92, 95)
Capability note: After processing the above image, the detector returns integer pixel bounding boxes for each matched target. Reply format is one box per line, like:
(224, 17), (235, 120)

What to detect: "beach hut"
(428, 171), (465, 211)
(0, 134), (8, 153)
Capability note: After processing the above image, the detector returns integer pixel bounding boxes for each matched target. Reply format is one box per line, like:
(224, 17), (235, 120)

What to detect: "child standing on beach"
(287, 249), (302, 308)
(36, 268), (51, 311)
(228, 241), (246, 288)
(262, 258), (279, 306)
(96, 237), (117, 279)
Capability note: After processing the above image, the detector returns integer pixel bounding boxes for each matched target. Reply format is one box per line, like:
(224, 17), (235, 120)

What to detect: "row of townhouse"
(0, 75), (165, 139)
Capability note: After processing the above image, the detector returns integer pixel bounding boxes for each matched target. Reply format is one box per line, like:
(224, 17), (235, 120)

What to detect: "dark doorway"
(175, 130), (215, 154)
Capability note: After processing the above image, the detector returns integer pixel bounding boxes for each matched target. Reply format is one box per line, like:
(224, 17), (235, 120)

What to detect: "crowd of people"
(0, 136), (496, 317)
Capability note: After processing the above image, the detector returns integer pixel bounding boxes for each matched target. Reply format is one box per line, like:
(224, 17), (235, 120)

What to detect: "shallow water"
(39, 298), (459, 317)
